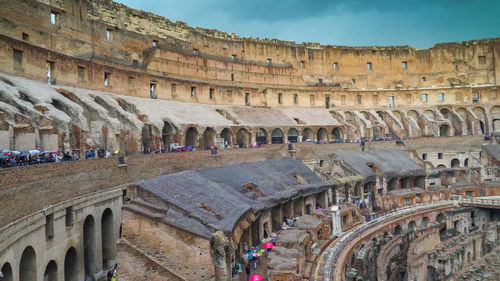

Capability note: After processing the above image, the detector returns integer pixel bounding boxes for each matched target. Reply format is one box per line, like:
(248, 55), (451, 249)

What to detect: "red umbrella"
(249, 274), (264, 281)
(262, 242), (274, 249)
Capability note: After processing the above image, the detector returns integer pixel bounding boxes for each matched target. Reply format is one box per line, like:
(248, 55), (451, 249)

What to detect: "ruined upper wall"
(0, 0), (499, 107)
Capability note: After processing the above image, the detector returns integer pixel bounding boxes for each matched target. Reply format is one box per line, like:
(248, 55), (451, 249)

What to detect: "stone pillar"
(331, 205), (342, 236)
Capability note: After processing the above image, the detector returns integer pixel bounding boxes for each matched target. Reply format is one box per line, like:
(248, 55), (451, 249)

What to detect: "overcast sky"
(115, 0), (499, 48)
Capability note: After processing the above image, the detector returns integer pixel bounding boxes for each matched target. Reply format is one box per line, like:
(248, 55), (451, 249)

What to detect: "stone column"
(331, 205), (342, 236)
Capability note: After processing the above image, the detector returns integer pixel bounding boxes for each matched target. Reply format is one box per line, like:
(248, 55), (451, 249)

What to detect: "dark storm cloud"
(115, 0), (499, 48)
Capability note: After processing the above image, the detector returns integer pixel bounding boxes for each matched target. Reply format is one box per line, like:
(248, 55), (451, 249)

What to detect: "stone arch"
(440, 108), (451, 119)
(162, 121), (177, 150)
(473, 107), (488, 134)
(256, 128), (268, 145)
(271, 128), (284, 144)
(456, 108), (468, 120)
(436, 213), (446, 224)
(427, 266), (439, 281)
(388, 178), (398, 191)
(394, 225), (403, 235)
(451, 158), (460, 168)
(101, 208), (115, 270)
(345, 111), (354, 124)
(202, 127), (217, 149)
(492, 106), (500, 132)
(464, 158), (469, 167)
(393, 110), (403, 122)
(302, 128), (314, 141)
(361, 111), (370, 120)
(236, 128), (250, 148)
(44, 260), (58, 281)
(408, 220), (416, 231)
(141, 124), (157, 153)
(220, 128), (233, 146)
(64, 247), (78, 281)
(185, 127), (198, 148)
(332, 127), (343, 141)
(421, 217), (430, 228)
(317, 128), (328, 141)
(423, 109), (435, 120)
(408, 110), (419, 120)
(437, 164), (447, 169)
(287, 128), (298, 143)
(1, 262), (13, 281)
(19, 246), (36, 281)
(376, 111), (385, 120)
(83, 215), (96, 280)
(439, 124), (450, 136)
(372, 126), (382, 139)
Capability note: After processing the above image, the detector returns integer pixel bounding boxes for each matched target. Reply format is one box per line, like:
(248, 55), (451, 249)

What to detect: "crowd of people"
(0, 148), (121, 168)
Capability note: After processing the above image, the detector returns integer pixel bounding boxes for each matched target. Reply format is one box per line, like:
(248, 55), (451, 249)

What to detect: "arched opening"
(467, 252), (471, 263)
(287, 128), (298, 143)
(44, 260), (58, 281)
(427, 266), (438, 281)
(473, 107), (488, 134)
(332, 127), (343, 141)
(162, 122), (177, 151)
(256, 128), (267, 145)
(439, 124), (450, 136)
(372, 126), (382, 139)
(202, 127), (217, 149)
(388, 178), (398, 191)
(220, 128), (233, 147)
(64, 248), (77, 281)
(317, 128), (328, 142)
(185, 127), (198, 148)
(421, 217), (430, 228)
(271, 206), (281, 232)
(451, 158), (460, 168)
(464, 158), (469, 167)
(141, 124), (154, 153)
(437, 164), (447, 169)
(423, 110), (435, 120)
(436, 213), (446, 224)
(1, 262), (13, 281)
(440, 108), (451, 119)
(302, 128), (314, 142)
(394, 225), (403, 235)
(101, 209), (115, 270)
(408, 220), (416, 232)
(236, 129), (250, 148)
(345, 112), (354, 124)
(271, 128), (284, 144)
(83, 215), (96, 280)
(454, 220), (462, 232)
(492, 106), (500, 132)
(408, 110), (419, 121)
(20, 246), (36, 281)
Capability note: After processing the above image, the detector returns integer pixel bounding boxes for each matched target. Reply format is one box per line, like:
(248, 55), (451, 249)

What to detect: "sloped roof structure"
(333, 149), (424, 178)
(130, 157), (329, 237)
(484, 144), (500, 162)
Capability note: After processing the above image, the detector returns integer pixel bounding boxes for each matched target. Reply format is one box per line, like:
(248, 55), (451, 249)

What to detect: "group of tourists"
(0, 148), (121, 169)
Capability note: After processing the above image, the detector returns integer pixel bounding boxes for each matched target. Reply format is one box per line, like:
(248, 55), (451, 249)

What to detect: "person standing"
(245, 263), (251, 281)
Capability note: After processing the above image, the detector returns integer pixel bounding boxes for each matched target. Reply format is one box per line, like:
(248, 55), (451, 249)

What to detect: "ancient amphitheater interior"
(0, 1), (499, 281)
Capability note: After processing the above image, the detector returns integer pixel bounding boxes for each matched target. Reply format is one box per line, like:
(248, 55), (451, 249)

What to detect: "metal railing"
(459, 197), (500, 207)
(317, 200), (453, 281)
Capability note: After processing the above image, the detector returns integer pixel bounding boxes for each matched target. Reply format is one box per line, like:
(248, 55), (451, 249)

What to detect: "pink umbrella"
(251, 252), (259, 257)
(249, 274), (264, 281)
(262, 242), (275, 249)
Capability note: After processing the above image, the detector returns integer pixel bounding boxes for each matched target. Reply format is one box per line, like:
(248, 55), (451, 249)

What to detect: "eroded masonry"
(0, 1), (499, 281)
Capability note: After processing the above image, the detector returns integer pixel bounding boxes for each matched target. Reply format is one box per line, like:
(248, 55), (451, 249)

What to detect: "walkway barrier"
(315, 200), (453, 281)
(457, 197), (500, 208)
